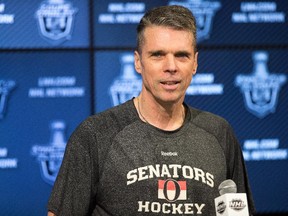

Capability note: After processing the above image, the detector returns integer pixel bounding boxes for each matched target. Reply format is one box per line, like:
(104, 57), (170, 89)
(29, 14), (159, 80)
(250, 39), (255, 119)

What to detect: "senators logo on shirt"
(127, 164), (210, 214)
(158, 179), (187, 202)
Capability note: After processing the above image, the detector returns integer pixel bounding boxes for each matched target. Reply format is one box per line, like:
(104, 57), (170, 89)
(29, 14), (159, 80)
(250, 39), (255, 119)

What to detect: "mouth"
(160, 80), (181, 90)
(160, 81), (180, 85)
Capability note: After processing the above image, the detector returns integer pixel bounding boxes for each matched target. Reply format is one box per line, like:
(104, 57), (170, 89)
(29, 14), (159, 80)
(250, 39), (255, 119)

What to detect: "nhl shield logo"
(235, 51), (287, 118)
(36, 0), (78, 45)
(0, 79), (16, 119)
(169, 0), (221, 42)
(31, 121), (67, 185)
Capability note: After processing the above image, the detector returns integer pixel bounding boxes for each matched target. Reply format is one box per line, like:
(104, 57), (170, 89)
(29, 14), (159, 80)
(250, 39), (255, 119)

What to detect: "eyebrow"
(148, 50), (192, 56)
(148, 50), (165, 56)
(174, 51), (192, 56)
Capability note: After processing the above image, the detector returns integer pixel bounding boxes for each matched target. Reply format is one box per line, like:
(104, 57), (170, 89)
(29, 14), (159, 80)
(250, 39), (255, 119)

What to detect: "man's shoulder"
(189, 106), (228, 124)
(81, 99), (137, 130)
(188, 106), (231, 134)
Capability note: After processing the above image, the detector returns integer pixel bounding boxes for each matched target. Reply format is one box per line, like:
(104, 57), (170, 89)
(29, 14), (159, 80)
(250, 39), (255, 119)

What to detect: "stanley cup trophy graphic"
(31, 121), (67, 185)
(109, 53), (142, 106)
(235, 51), (287, 118)
(0, 80), (16, 119)
(35, 0), (78, 44)
(169, 0), (221, 42)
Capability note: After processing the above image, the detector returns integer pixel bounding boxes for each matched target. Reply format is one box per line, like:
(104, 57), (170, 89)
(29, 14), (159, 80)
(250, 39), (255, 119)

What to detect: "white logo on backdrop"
(169, 0), (221, 42)
(235, 51), (286, 118)
(0, 80), (16, 119)
(31, 121), (67, 185)
(109, 53), (142, 106)
(36, 0), (78, 45)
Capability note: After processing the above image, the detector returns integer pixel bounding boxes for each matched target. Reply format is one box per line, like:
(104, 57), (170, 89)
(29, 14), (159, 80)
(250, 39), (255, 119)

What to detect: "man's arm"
(46, 119), (98, 215)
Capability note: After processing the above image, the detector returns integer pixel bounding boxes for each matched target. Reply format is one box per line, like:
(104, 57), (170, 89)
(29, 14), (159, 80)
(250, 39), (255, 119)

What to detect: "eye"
(175, 52), (190, 59)
(151, 51), (164, 58)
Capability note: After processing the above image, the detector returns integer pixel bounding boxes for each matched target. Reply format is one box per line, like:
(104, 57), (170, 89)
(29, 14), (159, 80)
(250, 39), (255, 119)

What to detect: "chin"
(157, 95), (183, 104)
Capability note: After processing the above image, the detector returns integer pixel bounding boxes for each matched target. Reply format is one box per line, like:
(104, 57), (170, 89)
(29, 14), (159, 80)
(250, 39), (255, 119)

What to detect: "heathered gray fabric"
(47, 99), (255, 215)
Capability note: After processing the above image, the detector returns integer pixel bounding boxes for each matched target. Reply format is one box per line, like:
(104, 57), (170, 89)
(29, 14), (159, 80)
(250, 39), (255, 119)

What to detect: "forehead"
(142, 26), (195, 51)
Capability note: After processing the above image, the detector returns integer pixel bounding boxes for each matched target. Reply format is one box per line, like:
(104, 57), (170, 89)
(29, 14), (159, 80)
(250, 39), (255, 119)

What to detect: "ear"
(134, 51), (142, 75)
(192, 52), (198, 75)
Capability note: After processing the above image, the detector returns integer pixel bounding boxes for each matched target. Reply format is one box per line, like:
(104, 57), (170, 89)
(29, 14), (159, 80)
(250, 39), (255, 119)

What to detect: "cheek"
(141, 65), (157, 82)
(184, 76), (193, 89)
(141, 72), (154, 87)
(184, 70), (194, 84)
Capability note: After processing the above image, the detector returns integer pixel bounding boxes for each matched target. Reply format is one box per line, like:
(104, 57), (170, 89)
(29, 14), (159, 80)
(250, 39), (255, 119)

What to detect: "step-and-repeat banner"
(1, 0), (287, 215)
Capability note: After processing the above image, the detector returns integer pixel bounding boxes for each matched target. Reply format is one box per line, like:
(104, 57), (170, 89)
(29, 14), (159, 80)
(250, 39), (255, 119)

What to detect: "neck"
(135, 96), (185, 131)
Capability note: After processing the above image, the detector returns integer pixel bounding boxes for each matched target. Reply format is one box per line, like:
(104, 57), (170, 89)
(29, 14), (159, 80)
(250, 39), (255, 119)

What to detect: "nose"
(164, 55), (177, 73)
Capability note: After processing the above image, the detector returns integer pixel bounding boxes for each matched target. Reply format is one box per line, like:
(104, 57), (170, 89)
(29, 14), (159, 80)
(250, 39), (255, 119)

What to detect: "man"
(47, 5), (255, 215)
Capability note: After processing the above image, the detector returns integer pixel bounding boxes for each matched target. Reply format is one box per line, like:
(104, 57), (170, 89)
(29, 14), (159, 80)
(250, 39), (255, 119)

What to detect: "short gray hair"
(136, 5), (197, 53)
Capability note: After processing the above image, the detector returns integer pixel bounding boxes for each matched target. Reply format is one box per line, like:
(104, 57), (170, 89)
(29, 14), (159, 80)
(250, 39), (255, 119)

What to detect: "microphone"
(214, 179), (249, 216)
(219, 179), (237, 195)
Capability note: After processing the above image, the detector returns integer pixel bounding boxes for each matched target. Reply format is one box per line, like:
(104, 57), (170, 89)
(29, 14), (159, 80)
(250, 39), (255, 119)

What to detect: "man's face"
(134, 26), (198, 105)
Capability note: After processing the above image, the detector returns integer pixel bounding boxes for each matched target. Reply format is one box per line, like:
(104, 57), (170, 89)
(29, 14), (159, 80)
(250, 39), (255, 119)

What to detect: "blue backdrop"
(1, 0), (287, 215)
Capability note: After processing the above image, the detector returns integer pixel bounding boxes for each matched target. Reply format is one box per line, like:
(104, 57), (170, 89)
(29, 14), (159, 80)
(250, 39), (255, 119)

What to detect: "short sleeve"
(225, 124), (256, 215)
(47, 122), (98, 216)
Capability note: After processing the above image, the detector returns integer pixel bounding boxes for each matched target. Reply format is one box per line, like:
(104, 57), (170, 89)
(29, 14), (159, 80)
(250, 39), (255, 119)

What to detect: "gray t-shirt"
(47, 99), (255, 215)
